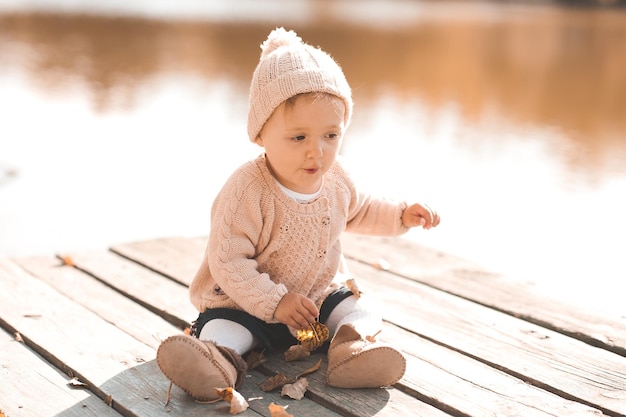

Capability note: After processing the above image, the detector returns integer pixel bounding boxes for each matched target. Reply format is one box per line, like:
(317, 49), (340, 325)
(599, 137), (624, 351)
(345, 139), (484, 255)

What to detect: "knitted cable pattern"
(189, 155), (408, 323)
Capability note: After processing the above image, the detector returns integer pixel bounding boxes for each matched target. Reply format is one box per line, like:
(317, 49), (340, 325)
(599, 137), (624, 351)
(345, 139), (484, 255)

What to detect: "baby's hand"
(274, 293), (319, 330)
(402, 203), (440, 230)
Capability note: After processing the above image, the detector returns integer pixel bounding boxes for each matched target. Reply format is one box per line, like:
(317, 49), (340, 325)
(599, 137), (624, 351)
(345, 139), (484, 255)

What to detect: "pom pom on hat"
(247, 27), (353, 142)
(260, 27), (302, 58)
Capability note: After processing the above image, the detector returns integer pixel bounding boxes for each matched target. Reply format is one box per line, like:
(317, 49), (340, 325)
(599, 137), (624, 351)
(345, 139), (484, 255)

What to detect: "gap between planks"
(109, 236), (625, 416)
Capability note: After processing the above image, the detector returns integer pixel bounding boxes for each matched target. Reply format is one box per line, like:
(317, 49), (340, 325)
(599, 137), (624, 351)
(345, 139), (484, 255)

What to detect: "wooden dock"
(1, 234), (625, 417)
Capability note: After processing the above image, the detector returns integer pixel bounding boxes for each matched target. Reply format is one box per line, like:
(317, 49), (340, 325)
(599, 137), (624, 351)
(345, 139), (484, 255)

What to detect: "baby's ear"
(254, 135), (264, 146)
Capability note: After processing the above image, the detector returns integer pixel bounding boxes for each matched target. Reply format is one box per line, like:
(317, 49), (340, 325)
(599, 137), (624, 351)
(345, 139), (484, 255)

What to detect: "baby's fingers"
(425, 205), (440, 228)
(416, 204), (440, 229)
(301, 297), (320, 318)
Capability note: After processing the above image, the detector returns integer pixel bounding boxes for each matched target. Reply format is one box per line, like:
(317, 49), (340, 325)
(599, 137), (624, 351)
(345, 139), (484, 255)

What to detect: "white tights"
(198, 295), (381, 355)
(199, 319), (258, 355)
(325, 294), (382, 337)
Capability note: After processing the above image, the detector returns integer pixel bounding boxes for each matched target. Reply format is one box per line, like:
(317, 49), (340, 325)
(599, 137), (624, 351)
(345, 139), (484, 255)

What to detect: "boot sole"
(327, 345), (406, 388)
(156, 335), (233, 401)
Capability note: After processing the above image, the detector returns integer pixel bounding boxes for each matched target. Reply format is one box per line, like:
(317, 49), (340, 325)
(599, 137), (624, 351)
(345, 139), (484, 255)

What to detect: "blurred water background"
(1, 0), (625, 312)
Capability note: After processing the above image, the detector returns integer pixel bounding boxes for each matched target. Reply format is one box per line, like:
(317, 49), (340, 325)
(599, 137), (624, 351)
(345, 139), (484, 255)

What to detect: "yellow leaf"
(215, 387), (249, 414)
(59, 255), (74, 267)
(215, 386), (234, 402)
(269, 402), (294, 417)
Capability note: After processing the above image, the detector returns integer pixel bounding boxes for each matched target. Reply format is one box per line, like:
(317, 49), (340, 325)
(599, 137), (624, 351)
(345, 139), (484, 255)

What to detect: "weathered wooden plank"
(163, 363), (345, 417)
(341, 234), (478, 278)
(242, 371), (344, 417)
(14, 256), (182, 350)
(346, 260), (626, 416)
(62, 249), (198, 330)
(257, 322), (604, 417)
(70, 243), (453, 416)
(341, 234), (626, 355)
(0, 327), (122, 417)
(382, 323), (603, 416)
(3, 257), (343, 416)
(111, 237), (607, 416)
(0, 258), (265, 417)
(260, 351), (451, 417)
(110, 237), (205, 287)
(110, 235), (626, 414)
(53, 246), (404, 413)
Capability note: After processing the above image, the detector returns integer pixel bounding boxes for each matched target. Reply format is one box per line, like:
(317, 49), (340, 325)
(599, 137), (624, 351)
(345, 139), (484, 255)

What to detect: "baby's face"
(256, 94), (345, 194)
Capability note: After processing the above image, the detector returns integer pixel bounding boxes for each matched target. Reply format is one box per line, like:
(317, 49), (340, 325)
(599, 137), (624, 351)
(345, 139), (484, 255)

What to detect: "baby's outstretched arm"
(402, 203), (440, 230)
(274, 293), (319, 329)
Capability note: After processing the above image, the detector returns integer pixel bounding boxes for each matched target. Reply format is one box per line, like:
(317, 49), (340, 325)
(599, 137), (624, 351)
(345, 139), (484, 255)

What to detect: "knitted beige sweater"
(189, 154), (408, 323)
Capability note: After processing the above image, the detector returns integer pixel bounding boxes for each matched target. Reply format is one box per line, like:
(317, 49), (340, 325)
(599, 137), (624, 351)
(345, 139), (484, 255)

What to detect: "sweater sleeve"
(337, 161), (409, 236)
(207, 171), (288, 322)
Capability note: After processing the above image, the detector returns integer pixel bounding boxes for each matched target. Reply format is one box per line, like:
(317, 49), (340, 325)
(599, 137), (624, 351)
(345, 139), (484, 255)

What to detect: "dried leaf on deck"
(215, 386), (235, 402)
(67, 377), (88, 389)
(295, 358), (322, 379)
(365, 330), (382, 343)
(246, 350), (268, 369)
(373, 258), (390, 270)
(268, 402), (294, 417)
(345, 278), (362, 297)
(14, 332), (23, 343)
(284, 344), (310, 362)
(215, 387), (249, 414)
(228, 391), (249, 414)
(261, 373), (290, 392)
(165, 381), (173, 406)
(281, 377), (308, 400)
(296, 321), (329, 352)
(59, 255), (74, 267)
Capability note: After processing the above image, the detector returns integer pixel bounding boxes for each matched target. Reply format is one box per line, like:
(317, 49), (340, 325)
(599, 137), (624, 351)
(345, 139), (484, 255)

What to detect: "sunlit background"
(1, 0), (625, 312)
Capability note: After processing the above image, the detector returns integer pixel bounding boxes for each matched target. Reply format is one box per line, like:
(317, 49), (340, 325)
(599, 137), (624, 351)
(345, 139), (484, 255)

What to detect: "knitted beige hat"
(247, 27), (353, 142)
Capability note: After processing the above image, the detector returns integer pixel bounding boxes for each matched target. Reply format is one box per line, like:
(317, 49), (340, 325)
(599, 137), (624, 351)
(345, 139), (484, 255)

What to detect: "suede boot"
(326, 324), (406, 388)
(157, 334), (247, 401)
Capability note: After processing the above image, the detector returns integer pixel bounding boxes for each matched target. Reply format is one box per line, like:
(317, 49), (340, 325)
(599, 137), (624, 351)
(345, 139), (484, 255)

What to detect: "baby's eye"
(292, 135), (306, 141)
(326, 133), (340, 140)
